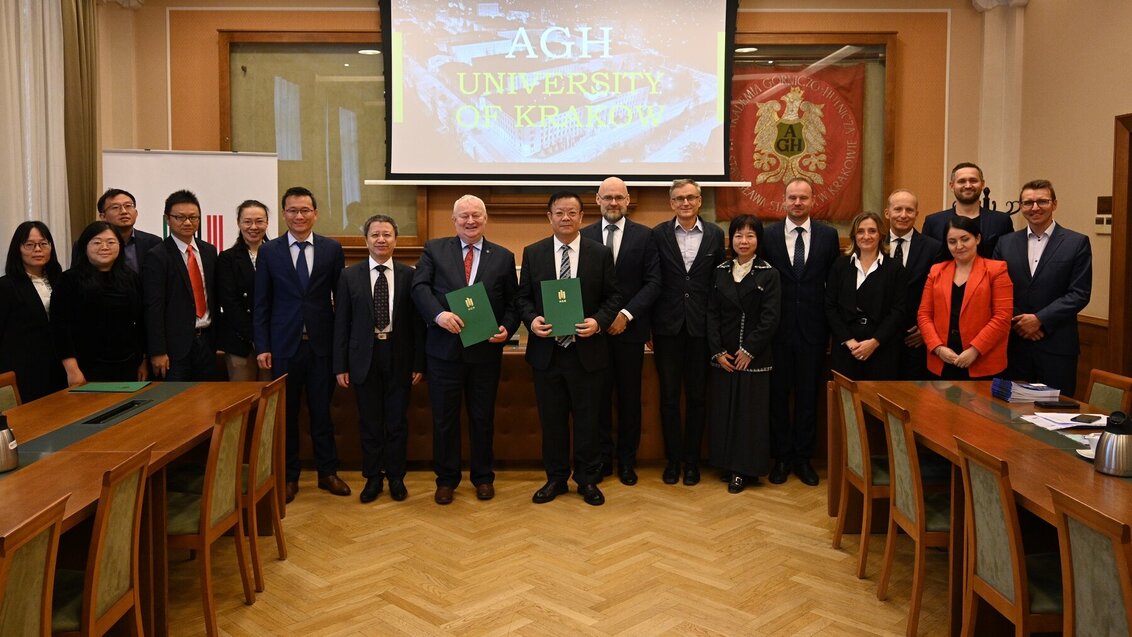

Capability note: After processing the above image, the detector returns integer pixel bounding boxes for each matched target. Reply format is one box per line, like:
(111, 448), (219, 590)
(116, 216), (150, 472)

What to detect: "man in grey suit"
(992, 179), (1092, 396)
(580, 177), (661, 486)
(411, 195), (518, 505)
(334, 214), (424, 503)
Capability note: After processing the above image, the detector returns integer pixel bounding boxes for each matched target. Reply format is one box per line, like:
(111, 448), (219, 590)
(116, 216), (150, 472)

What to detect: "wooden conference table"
(0, 381), (266, 637)
(826, 379), (1132, 635)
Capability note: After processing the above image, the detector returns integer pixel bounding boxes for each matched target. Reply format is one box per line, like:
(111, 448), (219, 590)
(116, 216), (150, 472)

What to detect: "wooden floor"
(166, 467), (949, 636)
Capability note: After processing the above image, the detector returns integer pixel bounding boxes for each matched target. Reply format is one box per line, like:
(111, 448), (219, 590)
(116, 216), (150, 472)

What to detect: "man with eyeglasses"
(79, 188), (162, 273)
(992, 179), (1092, 396)
(410, 194), (519, 505)
(580, 177), (661, 486)
(141, 189), (219, 381)
(254, 186), (350, 503)
(921, 162), (1015, 260)
(650, 178), (725, 487)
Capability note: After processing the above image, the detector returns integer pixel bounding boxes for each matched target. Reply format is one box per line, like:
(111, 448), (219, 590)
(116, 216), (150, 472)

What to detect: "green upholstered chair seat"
(923, 492), (951, 532)
(0, 386), (18, 412)
(50, 568), (85, 632)
(167, 491), (204, 536)
(868, 455), (890, 486)
(1025, 552), (1064, 615)
(166, 464), (206, 494)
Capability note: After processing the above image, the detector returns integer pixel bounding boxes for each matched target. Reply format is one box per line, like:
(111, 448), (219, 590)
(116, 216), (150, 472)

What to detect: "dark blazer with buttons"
(707, 259), (781, 371)
(516, 236), (622, 372)
(0, 275), (65, 401)
(333, 259), (424, 384)
(761, 219), (841, 346)
(410, 236), (519, 364)
(824, 254), (907, 378)
(580, 218), (661, 343)
(141, 236), (218, 360)
(895, 230), (943, 331)
(253, 233), (344, 369)
(650, 217), (725, 338)
(215, 244), (257, 357)
(992, 224), (1092, 356)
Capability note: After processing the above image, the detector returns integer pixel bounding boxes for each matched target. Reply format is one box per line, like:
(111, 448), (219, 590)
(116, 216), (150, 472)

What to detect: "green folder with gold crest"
(540, 277), (584, 337)
(445, 281), (498, 347)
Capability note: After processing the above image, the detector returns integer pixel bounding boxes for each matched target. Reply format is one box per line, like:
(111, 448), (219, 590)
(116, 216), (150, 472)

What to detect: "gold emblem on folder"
(464, 297), (475, 310)
(557, 289), (567, 302)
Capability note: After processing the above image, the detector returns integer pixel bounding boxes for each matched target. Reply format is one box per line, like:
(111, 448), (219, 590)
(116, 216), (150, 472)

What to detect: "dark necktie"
(792, 227), (805, 277)
(295, 241), (310, 290)
(557, 245), (573, 348)
(373, 264), (389, 331)
(463, 244), (474, 284)
(893, 237), (905, 266)
(605, 224), (617, 263)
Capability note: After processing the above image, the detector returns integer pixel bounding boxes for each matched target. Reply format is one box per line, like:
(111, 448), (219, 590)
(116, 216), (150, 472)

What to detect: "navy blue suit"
(581, 218), (661, 470)
(992, 224), (1092, 396)
(254, 233), (344, 481)
(411, 236), (519, 488)
(761, 219), (840, 464)
(892, 230), (943, 379)
(921, 206), (1015, 261)
(141, 236), (218, 381)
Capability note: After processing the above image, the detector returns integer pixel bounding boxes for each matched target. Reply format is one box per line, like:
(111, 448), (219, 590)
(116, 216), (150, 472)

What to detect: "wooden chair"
(167, 395), (256, 637)
(51, 446), (152, 636)
(1048, 485), (1132, 636)
(831, 372), (890, 578)
(244, 376), (287, 592)
(875, 395), (951, 636)
(1085, 368), (1132, 414)
(0, 495), (69, 637)
(0, 370), (22, 412)
(954, 437), (1062, 636)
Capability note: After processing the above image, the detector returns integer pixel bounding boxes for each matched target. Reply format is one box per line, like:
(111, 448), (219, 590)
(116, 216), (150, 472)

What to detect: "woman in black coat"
(0, 221), (66, 400)
(215, 199), (271, 381)
(825, 211), (907, 380)
(707, 215), (781, 493)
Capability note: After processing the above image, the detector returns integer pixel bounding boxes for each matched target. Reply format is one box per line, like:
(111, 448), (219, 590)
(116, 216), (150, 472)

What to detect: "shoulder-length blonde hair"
(848, 211), (889, 256)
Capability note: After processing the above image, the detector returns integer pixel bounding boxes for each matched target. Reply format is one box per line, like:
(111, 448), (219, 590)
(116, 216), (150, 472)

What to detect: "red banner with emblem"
(718, 64), (866, 221)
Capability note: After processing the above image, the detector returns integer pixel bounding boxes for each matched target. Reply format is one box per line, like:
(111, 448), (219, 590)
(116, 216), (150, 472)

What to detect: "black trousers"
(427, 354), (501, 488)
(769, 335), (826, 463)
(353, 339), (411, 479)
(532, 345), (601, 486)
(276, 340), (337, 481)
(164, 330), (216, 381)
(598, 339), (645, 469)
(652, 331), (708, 465)
(1007, 338), (1079, 397)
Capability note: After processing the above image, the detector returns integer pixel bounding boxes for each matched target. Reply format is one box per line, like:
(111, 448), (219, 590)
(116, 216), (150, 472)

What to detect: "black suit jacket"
(893, 230), (942, 331)
(921, 206), (1015, 261)
(706, 259), (781, 370)
(215, 245), (257, 357)
(0, 275), (65, 400)
(141, 236), (218, 359)
(580, 218), (661, 343)
(650, 218), (725, 338)
(992, 224), (1092, 356)
(824, 255), (907, 377)
(516, 236), (622, 372)
(333, 260), (424, 384)
(410, 236), (519, 364)
(761, 220), (841, 346)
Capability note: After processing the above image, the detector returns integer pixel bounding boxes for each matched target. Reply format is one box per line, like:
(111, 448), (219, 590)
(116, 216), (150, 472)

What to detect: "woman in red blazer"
(917, 216), (1013, 379)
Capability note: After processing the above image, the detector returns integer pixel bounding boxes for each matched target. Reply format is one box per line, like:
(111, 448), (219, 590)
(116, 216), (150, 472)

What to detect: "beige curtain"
(62, 0), (98, 245)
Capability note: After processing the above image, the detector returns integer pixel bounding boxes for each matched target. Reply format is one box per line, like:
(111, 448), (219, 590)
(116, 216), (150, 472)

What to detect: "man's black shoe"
(579, 483), (605, 506)
(532, 481), (569, 504)
(662, 462), (680, 484)
(795, 461), (820, 486)
(769, 461), (790, 484)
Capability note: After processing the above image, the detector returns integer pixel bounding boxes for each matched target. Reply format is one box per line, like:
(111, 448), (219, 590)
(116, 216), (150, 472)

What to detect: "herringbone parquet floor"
(166, 468), (949, 636)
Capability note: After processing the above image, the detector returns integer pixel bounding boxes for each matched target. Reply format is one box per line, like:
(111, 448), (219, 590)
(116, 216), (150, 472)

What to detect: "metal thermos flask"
(0, 413), (18, 472)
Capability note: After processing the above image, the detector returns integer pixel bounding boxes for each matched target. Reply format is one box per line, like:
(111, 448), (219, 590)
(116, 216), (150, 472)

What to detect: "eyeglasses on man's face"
(1020, 198), (1054, 209)
(168, 214), (201, 225)
(284, 207), (316, 217)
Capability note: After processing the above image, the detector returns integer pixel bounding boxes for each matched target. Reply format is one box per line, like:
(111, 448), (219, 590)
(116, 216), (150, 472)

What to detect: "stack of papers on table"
(991, 379), (1060, 403)
(1021, 413), (1107, 431)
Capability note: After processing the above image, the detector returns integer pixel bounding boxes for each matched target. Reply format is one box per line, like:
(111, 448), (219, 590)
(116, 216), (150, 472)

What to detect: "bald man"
(883, 189), (942, 379)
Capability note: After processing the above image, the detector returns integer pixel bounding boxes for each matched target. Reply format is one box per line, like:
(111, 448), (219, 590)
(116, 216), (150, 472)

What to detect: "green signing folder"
(540, 277), (584, 337)
(445, 281), (499, 347)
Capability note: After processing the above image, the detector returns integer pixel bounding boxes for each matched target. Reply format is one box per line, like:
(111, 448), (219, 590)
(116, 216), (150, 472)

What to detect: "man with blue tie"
(411, 195), (519, 505)
(992, 179), (1092, 396)
(254, 186), (349, 503)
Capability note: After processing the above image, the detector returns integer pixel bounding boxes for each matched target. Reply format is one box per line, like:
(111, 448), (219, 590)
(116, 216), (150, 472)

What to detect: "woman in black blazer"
(216, 200), (272, 381)
(0, 221), (66, 400)
(707, 215), (780, 493)
(825, 211), (908, 380)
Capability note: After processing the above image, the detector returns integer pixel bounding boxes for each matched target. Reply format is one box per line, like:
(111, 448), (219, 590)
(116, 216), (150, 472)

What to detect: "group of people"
(0, 162), (1093, 508)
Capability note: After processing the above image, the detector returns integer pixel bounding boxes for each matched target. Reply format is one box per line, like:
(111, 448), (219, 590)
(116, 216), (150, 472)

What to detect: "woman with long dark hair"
(0, 221), (66, 400)
(51, 221), (148, 385)
(215, 199), (272, 381)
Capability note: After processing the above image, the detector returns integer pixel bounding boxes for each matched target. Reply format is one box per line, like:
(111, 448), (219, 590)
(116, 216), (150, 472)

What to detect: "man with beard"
(921, 162), (1015, 260)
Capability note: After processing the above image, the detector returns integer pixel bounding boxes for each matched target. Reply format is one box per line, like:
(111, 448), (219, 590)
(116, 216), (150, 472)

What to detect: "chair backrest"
(955, 437), (1027, 610)
(0, 371), (21, 412)
(202, 396), (255, 530)
(833, 372), (872, 482)
(248, 376), (285, 493)
(82, 446), (152, 634)
(1048, 486), (1132, 637)
(0, 495), (69, 637)
(878, 394), (924, 528)
(1086, 368), (1132, 414)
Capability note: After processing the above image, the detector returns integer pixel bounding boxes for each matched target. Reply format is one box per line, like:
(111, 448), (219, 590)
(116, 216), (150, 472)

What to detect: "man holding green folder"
(517, 191), (622, 506)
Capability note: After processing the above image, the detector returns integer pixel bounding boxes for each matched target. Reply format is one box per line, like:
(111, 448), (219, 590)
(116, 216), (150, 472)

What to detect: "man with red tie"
(141, 189), (218, 381)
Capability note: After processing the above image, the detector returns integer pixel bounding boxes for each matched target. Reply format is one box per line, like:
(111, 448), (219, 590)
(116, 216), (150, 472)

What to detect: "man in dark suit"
(761, 178), (840, 486)
(334, 214), (424, 503)
(517, 191), (622, 506)
(254, 186), (350, 503)
(141, 189), (218, 381)
(651, 178), (724, 486)
(580, 177), (661, 486)
(883, 189), (943, 379)
(411, 194), (519, 505)
(921, 162), (1015, 260)
(992, 179), (1092, 396)
(81, 188), (162, 273)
